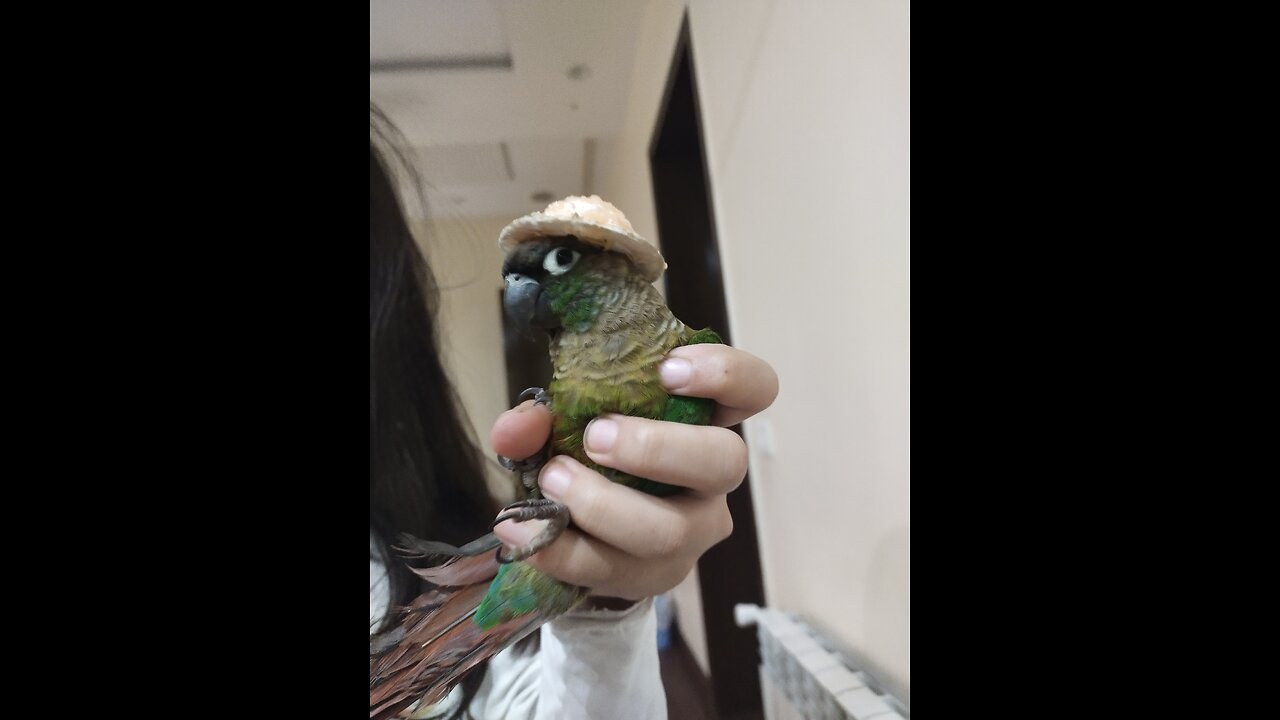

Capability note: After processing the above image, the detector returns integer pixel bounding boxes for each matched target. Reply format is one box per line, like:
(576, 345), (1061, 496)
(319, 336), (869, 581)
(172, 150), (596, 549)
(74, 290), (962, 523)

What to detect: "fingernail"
(584, 418), (618, 454)
(540, 464), (571, 499)
(659, 357), (692, 389)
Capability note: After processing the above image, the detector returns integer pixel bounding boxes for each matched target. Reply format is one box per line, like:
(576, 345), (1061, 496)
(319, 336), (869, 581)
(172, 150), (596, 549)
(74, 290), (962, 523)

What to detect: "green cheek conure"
(370, 196), (722, 719)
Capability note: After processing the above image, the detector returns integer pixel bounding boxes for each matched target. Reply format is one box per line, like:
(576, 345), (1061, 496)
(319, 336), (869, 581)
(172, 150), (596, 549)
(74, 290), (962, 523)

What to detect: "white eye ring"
(543, 247), (580, 275)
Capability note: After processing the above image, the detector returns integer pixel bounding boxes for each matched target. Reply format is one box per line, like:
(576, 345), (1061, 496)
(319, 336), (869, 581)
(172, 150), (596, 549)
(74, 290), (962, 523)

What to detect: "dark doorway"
(650, 15), (767, 720)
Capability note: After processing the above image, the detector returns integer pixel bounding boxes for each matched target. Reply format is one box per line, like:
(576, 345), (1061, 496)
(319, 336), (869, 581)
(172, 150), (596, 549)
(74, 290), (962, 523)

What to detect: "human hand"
(489, 344), (779, 601)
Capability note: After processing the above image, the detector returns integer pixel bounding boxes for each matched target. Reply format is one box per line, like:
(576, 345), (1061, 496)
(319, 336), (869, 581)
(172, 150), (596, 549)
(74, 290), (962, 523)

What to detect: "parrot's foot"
(498, 387), (553, 480)
(498, 451), (549, 499)
(493, 497), (565, 525)
(516, 386), (552, 408)
(498, 451), (545, 474)
(492, 498), (570, 564)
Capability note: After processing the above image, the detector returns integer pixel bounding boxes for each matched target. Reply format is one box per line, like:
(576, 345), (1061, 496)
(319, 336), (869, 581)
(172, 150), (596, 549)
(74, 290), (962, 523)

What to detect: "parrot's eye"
(543, 247), (580, 276)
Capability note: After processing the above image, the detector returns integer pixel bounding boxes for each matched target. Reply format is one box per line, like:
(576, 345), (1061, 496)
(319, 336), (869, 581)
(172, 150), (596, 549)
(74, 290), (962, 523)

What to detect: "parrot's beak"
(503, 273), (561, 333)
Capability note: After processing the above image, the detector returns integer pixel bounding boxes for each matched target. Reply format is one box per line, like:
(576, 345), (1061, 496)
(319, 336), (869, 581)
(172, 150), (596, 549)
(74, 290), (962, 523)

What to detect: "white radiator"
(735, 604), (908, 720)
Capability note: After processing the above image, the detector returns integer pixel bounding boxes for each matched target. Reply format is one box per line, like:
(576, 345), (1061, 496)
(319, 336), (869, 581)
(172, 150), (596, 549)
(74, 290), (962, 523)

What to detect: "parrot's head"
(502, 235), (630, 335)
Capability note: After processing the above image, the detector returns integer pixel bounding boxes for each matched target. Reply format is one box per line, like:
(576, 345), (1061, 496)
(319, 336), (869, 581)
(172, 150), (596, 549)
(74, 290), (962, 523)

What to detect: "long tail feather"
(410, 552), (501, 588)
(394, 532), (502, 559)
(370, 543), (553, 719)
(370, 589), (551, 718)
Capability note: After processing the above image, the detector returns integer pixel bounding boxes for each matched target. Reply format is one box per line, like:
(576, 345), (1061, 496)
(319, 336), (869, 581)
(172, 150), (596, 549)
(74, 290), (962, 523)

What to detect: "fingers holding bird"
(486, 342), (775, 599)
(490, 399), (554, 462)
(582, 414), (748, 497)
(493, 454), (733, 599)
(490, 343), (774, 463)
(659, 344), (779, 427)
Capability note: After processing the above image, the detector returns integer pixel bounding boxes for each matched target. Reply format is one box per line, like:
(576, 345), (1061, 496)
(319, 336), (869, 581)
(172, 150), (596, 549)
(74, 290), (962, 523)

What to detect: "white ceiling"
(370, 0), (646, 220)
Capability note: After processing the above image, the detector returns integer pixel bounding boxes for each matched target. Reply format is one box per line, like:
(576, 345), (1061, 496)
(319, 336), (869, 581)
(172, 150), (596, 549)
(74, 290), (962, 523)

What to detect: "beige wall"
(603, 0), (911, 704)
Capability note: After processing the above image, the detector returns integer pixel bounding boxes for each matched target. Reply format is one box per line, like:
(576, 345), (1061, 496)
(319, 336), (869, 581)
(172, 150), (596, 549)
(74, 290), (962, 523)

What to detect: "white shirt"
(371, 534), (667, 719)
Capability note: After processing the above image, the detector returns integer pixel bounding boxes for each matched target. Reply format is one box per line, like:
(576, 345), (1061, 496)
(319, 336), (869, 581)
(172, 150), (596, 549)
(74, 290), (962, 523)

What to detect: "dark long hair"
(369, 107), (499, 712)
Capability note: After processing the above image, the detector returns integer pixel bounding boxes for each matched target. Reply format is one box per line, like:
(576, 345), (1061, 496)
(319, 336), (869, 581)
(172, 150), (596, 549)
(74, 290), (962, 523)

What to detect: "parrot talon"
(491, 498), (571, 563)
(498, 437), (553, 495)
(517, 387), (552, 408)
(492, 498), (562, 526)
(498, 453), (543, 473)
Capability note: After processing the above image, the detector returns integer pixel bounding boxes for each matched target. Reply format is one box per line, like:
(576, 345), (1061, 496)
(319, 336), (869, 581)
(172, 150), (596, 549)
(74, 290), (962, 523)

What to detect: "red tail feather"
(411, 552), (501, 588)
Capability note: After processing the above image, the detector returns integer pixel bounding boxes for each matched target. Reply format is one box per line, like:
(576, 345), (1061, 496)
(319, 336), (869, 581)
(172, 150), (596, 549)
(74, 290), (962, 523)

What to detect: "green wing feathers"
(683, 327), (723, 346)
(625, 327), (723, 496)
(661, 327), (723, 427)
(474, 562), (586, 630)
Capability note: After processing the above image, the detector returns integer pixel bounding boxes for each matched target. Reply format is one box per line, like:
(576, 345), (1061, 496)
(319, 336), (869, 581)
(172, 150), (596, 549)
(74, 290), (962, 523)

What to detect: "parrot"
(369, 196), (722, 719)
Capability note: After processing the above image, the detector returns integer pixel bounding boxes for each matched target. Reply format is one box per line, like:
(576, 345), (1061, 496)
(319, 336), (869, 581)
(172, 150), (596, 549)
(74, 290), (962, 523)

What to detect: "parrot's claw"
(498, 440), (553, 495)
(497, 387), (553, 480)
(493, 497), (563, 525)
(498, 453), (543, 474)
(492, 498), (571, 564)
(517, 386), (552, 408)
